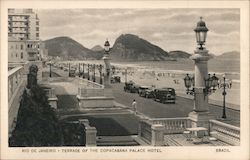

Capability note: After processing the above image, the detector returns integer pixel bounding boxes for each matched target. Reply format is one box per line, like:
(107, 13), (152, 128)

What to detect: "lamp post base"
(188, 111), (214, 129)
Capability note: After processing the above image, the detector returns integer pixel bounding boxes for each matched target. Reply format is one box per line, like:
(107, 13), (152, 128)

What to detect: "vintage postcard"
(1, 0), (249, 160)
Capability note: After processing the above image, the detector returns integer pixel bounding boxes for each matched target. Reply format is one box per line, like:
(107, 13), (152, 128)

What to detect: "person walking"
(132, 99), (137, 114)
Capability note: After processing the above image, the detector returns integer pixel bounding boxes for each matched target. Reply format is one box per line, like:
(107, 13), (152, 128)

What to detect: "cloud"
(38, 8), (240, 55)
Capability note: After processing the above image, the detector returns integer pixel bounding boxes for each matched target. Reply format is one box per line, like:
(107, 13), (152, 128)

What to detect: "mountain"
(216, 51), (240, 60)
(91, 45), (103, 52)
(110, 34), (169, 61)
(168, 50), (191, 58)
(44, 37), (103, 60)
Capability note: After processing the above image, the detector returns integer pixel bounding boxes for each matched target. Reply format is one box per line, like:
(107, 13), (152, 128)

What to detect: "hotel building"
(8, 9), (44, 62)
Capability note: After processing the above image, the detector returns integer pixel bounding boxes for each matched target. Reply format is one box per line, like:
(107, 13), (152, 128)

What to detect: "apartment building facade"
(8, 9), (44, 62)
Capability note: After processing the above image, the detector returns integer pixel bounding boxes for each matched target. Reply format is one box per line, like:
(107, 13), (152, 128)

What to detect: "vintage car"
(69, 69), (76, 77)
(124, 81), (134, 92)
(124, 81), (139, 93)
(111, 76), (121, 83)
(144, 88), (155, 98)
(132, 84), (140, 93)
(138, 86), (152, 97)
(153, 88), (176, 103)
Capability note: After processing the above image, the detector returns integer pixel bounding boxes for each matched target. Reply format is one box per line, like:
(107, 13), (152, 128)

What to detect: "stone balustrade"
(44, 88), (57, 98)
(8, 66), (25, 103)
(43, 88), (58, 109)
(79, 119), (97, 146)
(139, 116), (240, 146)
(149, 117), (192, 134)
(77, 78), (114, 109)
(209, 120), (240, 146)
(79, 78), (104, 89)
(8, 66), (26, 135)
(139, 118), (153, 144)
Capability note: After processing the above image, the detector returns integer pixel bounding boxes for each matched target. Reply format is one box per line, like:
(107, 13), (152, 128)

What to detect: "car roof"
(155, 88), (175, 91)
(140, 86), (151, 88)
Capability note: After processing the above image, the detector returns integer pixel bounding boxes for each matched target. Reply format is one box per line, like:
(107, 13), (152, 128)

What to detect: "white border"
(1, 1), (249, 160)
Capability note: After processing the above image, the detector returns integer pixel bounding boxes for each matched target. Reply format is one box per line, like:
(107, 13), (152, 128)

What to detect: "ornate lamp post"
(82, 63), (85, 79)
(125, 68), (128, 83)
(49, 60), (52, 77)
(98, 64), (103, 84)
(78, 63), (81, 77)
(218, 75), (232, 119)
(93, 64), (96, 82)
(68, 63), (71, 77)
(103, 39), (111, 88)
(87, 64), (90, 80)
(112, 66), (115, 75)
(185, 17), (214, 128)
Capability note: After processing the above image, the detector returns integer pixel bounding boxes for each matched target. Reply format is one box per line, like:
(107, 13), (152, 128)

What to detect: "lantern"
(104, 39), (110, 52)
(194, 17), (209, 50)
(184, 74), (192, 89)
(211, 73), (219, 91)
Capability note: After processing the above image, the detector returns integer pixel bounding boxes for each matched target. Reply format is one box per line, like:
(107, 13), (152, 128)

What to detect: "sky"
(37, 8), (240, 55)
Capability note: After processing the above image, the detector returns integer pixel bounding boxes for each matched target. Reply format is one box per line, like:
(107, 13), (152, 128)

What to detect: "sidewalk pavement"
(177, 92), (240, 111)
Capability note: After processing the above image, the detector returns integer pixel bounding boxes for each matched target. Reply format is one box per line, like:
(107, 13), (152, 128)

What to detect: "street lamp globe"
(204, 74), (212, 89)
(194, 17), (209, 50)
(184, 74), (192, 89)
(104, 39), (110, 52)
(211, 73), (219, 91)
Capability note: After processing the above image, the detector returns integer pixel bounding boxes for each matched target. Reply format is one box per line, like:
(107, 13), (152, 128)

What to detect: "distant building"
(8, 9), (39, 40)
(8, 9), (44, 63)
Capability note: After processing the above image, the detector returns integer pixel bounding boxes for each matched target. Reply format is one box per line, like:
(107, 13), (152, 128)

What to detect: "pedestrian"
(132, 99), (137, 114)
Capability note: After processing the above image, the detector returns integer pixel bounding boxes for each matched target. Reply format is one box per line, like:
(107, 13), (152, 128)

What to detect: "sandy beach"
(58, 60), (240, 106)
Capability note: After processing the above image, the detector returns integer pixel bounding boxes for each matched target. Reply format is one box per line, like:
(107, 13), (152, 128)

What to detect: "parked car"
(124, 81), (134, 92)
(153, 88), (176, 103)
(124, 81), (139, 93)
(144, 88), (155, 98)
(69, 69), (76, 77)
(138, 86), (151, 97)
(111, 76), (121, 83)
(63, 67), (68, 71)
(132, 84), (140, 93)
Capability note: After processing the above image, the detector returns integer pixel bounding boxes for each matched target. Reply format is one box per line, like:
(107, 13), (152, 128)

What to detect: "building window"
(36, 33), (39, 37)
(20, 44), (23, 50)
(36, 21), (39, 25)
(36, 27), (39, 31)
(16, 53), (18, 57)
(21, 52), (23, 59)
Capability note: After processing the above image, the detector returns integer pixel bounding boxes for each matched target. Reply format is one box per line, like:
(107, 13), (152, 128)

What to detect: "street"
(47, 66), (240, 127)
(111, 83), (240, 126)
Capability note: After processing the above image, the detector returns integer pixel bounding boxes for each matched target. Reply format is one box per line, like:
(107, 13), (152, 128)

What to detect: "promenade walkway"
(43, 66), (240, 127)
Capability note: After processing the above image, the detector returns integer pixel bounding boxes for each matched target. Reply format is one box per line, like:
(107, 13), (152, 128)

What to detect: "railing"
(79, 119), (97, 146)
(209, 120), (240, 146)
(79, 78), (104, 89)
(44, 88), (56, 98)
(140, 119), (152, 144)
(8, 66), (25, 103)
(149, 117), (191, 134)
(78, 88), (105, 97)
(78, 78), (107, 97)
(8, 66), (26, 135)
